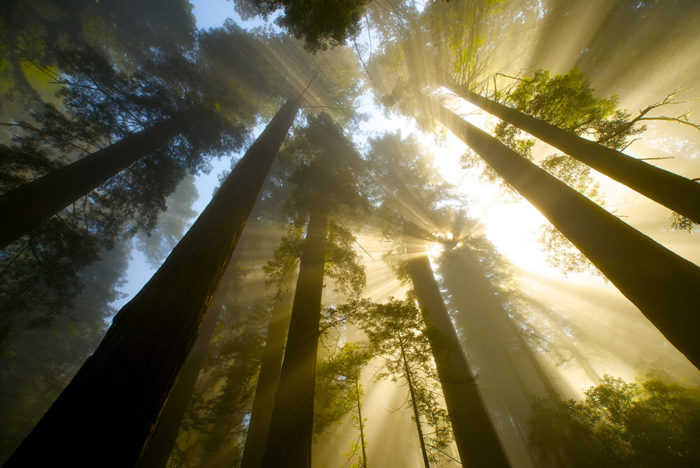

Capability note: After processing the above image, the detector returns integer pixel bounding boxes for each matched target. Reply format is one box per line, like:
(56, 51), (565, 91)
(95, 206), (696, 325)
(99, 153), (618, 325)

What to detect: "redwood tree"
(443, 80), (700, 224)
(429, 98), (700, 370)
(407, 254), (511, 468)
(4, 99), (300, 468)
(0, 105), (217, 250)
(260, 114), (365, 468)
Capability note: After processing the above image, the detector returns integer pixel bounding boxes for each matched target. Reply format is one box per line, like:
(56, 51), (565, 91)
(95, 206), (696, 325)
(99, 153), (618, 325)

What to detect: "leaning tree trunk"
(0, 105), (212, 250)
(4, 100), (300, 468)
(261, 197), (329, 468)
(429, 98), (700, 370)
(443, 81), (700, 224)
(407, 255), (511, 468)
(241, 294), (293, 468)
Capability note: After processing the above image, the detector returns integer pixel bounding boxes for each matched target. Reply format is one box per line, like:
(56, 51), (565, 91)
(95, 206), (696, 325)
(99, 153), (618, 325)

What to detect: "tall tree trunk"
(429, 99), (700, 370)
(135, 307), (221, 468)
(407, 255), (511, 468)
(261, 198), (329, 468)
(4, 100), (300, 468)
(241, 295), (293, 468)
(0, 105), (209, 250)
(399, 335), (431, 468)
(443, 82), (700, 224)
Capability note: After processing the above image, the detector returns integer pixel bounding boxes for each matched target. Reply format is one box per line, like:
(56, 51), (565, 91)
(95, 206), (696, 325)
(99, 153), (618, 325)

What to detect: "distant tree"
(135, 175), (198, 267)
(529, 376), (700, 468)
(0, 239), (129, 464)
(407, 255), (510, 467)
(242, 218), (366, 468)
(313, 342), (372, 441)
(347, 298), (457, 467)
(261, 113), (366, 468)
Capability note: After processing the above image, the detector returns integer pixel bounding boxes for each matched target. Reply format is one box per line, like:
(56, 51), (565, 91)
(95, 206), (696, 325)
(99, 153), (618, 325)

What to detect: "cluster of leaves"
(505, 68), (645, 151)
(0, 18), (285, 342)
(313, 342), (372, 437)
(234, 0), (371, 52)
(529, 375), (700, 468)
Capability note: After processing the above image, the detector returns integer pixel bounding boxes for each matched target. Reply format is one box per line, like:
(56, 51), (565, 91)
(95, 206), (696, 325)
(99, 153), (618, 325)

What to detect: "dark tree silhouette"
(4, 99), (300, 468)
(0, 105), (218, 250)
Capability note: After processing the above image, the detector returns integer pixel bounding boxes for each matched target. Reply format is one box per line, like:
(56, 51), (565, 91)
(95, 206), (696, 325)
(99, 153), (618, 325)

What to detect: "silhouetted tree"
(4, 99), (300, 468)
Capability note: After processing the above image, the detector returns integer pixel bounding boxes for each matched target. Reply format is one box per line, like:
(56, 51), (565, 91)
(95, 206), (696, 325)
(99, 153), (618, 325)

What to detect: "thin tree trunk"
(0, 105), (209, 250)
(136, 306), (221, 468)
(260, 197), (329, 468)
(407, 255), (511, 468)
(354, 379), (368, 468)
(429, 99), (700, 370)
(4, 100), (300, 468)
(241, 295), (293, 468)
(399, 335), (431, 468)
(443, 82), (700, 224)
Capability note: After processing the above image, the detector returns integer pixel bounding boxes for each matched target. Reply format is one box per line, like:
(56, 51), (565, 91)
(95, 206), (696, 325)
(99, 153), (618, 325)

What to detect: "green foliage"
(281, 113), (368, 223)
(263, 220), (366, 301)
(538, 154), (604, 276)
(134, 175), (198, 267)
(313, 343), (372, 436)
(504, 68), (645, 150)
(670, 212), (696, 233)
(345, 297), (456, 464)
(529, 376), (700, 468)
(234, 0), (370, 52)
(488, 67), (645, 276)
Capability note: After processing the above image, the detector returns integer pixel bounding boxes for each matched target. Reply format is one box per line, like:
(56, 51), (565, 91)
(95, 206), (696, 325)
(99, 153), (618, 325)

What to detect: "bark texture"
(407, 255), (511, 468)
(241, 297), (293, 468)
(431, 99), (700, 370)
(444, 82), (700, 224)
(4, 100), (299, 468)
(261, 198), (329, 468)
(136, 307), (221, 468)
(0, 106), (208, 250)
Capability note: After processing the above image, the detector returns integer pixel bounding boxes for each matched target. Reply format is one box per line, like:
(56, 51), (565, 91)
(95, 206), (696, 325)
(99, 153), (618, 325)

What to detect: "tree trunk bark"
(241, 296), (293, 468)
(135, 306), (221, 468)
(0, 105), (208, 250)
(260, 197), (329, 468)
(407, 255), (511, 468)
(4, 100), (299, 468)
(443, 82), (700, 224)
(430, 99), (700, 370)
